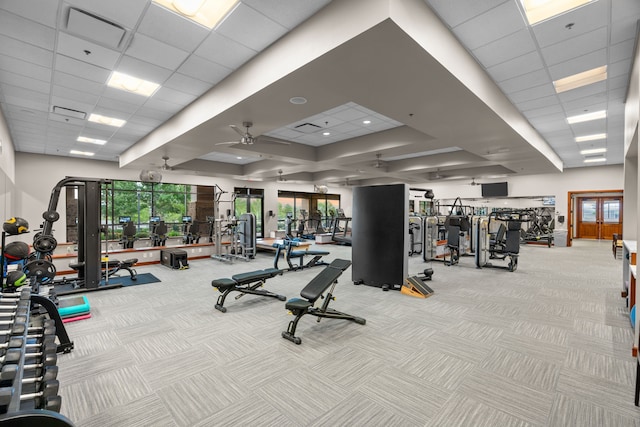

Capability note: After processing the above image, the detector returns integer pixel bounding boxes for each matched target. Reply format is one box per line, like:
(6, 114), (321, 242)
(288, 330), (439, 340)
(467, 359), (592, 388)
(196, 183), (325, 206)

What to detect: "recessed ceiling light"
(77, 136), (107, 145)
(107, 71), (160, 97)
(323, 132), (331, 136)
(566, 110), (606, 124)
(289, 96), (307, 105)
(580, 148), (606, 155)
(521, 0), (596, 25)
(363, 120), (371, 124)
(88, 113), (126, 128)
(584, 157), (606, 163)
(152, 0), (238, 29)
(553, 66), (607, 93)
(70, 150), (95, 156)
(236, 156), (242, 159)
(575, 133), (606, 142)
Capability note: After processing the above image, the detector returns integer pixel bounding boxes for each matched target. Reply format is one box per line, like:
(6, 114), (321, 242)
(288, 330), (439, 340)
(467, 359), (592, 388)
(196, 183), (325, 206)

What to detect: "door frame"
(567, 189), (623, 247)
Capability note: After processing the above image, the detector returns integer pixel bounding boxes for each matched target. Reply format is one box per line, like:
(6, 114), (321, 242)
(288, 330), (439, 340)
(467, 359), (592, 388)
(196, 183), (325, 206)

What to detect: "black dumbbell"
(0, 348), (22, 364)
(23, 342), (57, 360)
(20, 379), (59, 409)
(0, 323), (27, 340)
(22, 365), (58, 385)
(23, 352), (57, 371)
(0, 364), (18, 388)
(0, 316), (28, 327)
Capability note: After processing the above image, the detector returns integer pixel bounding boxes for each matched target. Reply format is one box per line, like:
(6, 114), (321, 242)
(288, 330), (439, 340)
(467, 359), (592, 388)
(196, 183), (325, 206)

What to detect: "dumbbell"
(22, 365), (58, 385)
(0, 315), (28, 326)
(0, 307), (29, 320)
(0, 323), (27, 343)
(0, 348), (22, 365)
(24, 352), (57, 371)
(20, 379), (59, 410)
(0, 363), (19, 388)
(23, 342), (57, 361)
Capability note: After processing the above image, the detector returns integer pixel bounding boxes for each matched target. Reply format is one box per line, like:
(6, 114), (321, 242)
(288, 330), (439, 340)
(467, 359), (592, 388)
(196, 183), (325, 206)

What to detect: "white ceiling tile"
(608, 59), (632, 79)
(547, 49), (607, 80)
(217, 3), (287, 51)
(152, 87), (197, 106)
(126, 33), (190, 71)
(516, 95), (559, 112)
(143, 96), (184, 113)
(531, 0), (608, 47)
(54, 54), (110, 83)
(608, 74), (629, 91)
(57, 32), (121, 70)
(163, 73), (212, 97)
(570, 120), (607, 135)
(540, 26), (607, 66)
(53, 71), (103, 95)
(499, 69), (551, 94)
(52, 84), (100, 106)
(64, 0), (148, 29)
(610, 38), (635, 64)
(0, 72), (50, 95)
(177, 55), (231, 85)
(523, 103), (564, 119)
(472, 29), (536, 68)
(137, 3), (210, 52)
(424, 0), (508, 28)
(195, 32), (257, 70)
(561, 97), (606, 114)
(0, 0), (59, 28)
(2, 95), (49, 112)
(241, 0), (330, 30)
(0, 10), (56, 50)
(0, 34), (54, 67)
(117, 56), (174, 85)
(486, 51), (544, 82)
(101, 87), (149, 106)
(0, 56), (51, 83)
(608, 87), (627, 102)
(612, 0), (640, 22)
(450, 1), (526, 50)
(557, 81), (606, 103)
(95, 96), (142, 115)
(134, 106), (174, 122)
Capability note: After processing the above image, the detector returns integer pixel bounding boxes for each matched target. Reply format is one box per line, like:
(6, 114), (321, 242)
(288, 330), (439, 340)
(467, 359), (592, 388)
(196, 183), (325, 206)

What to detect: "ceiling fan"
(468, 177), (479, 186)
(277, 170), (287, 182)
(161, 156), (173, 171)
(373, 153), (385, 168)
(216, 122), (290, 147)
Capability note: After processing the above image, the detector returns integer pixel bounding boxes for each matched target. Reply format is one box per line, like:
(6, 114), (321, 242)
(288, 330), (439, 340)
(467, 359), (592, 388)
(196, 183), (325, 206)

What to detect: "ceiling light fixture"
(521, 0), (596, 25)
(553, 66), (607, 93)
(77, 136), (107, 145)
(363, 120), (371, 124)
(575, 133), (606, 142)
(153, 0), (238, 29)
(107, 71), (160, 97)
(580, 148), (607, 155)
(289, 96), (307, 105)
(88, 113), (126, 128)
(323, 132), (331, 136)
(566, 110), (606, 124)
(584, 157), (606, 163)
(70, 150), (95, 156)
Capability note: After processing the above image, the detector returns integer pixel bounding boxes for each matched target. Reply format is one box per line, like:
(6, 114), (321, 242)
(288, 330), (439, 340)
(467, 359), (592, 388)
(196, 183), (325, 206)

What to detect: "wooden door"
(576, 196), (622, 240)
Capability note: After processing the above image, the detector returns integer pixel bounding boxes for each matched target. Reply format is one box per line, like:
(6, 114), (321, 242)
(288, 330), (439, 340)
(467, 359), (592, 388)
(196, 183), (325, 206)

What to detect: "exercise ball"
(3, 217), (29, 235)
(4, 241), (29, 261)
(631, 305), (636, 329)
(4, 270), (27, 292)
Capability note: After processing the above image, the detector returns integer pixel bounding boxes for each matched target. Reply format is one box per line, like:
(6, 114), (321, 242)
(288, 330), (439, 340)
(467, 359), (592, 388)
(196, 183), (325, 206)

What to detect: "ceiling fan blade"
(215, 141), (240, 146)
(257, 136), (291, 145)
(229, 124), (246, 137)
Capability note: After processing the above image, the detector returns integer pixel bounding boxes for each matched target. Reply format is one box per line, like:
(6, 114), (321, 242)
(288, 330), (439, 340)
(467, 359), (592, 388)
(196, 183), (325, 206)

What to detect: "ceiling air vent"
(52, 106), (86, 120)
(66, 8), (126, 49)
(293, 122), (322, 134)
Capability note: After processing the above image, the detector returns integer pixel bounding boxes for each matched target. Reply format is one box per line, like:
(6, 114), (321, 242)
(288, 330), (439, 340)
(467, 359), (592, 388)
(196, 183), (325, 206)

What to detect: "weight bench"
(282, 259), (365, 344)
(211, 268), (285, 313)
(69, 258), (138, 281)
(272, 240), (330, 271)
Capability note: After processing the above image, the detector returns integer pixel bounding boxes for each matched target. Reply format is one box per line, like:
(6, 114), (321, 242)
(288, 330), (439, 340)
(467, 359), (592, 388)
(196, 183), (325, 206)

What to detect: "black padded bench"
(282, 259), (365, 344)
(272, 240), (330, 271)
(211, 268), (284, 313)
(70, 258), (138, 281)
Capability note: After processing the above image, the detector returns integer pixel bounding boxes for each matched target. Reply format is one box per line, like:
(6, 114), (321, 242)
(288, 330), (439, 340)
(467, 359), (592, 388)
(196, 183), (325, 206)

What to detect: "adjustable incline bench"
(273, 239), (330, 271)
(282, 259), (365, 344)
(211, 268), (285, 313)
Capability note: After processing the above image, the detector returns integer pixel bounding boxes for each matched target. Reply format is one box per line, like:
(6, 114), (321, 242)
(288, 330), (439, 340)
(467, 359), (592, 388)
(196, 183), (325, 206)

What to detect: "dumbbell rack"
(0, 287), (74, 426)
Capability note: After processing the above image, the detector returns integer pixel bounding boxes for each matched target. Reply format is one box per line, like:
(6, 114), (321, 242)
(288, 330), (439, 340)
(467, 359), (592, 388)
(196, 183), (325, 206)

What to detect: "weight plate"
(23, 259), (56, 283)
(33, 235), (58, 253)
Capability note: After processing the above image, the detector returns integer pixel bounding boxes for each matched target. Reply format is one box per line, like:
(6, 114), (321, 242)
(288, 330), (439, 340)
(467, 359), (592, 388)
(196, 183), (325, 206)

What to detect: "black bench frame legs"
(282, 259), (365, 345)
(212, 269), (284, 313)
(273, 240), (330, 271)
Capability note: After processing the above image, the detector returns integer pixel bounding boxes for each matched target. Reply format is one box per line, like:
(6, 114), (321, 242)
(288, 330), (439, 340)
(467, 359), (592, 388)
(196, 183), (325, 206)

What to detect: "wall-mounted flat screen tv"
(481, 182), (508, 197)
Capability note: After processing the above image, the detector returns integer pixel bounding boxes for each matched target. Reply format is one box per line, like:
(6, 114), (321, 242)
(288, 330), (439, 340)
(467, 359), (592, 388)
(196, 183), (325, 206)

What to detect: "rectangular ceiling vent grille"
(52, 106), (87, 120)
(293, 122), (322, 134)
(66, 7), (127, 50)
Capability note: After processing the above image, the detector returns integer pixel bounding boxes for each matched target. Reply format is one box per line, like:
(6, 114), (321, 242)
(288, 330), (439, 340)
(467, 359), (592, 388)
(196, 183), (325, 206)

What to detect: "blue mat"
(101, 273), (161, 287)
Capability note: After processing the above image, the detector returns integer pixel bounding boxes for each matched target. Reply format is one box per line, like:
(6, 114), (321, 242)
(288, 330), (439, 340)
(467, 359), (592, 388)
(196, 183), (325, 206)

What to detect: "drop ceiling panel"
(56, 32), (121, 70)
(94, 96), (142, 115)
(547, 49), (607, 80)
(499, 69), (551, 94)
(610, 14), (640, 45)
(610, 39), (635, 64)
(471, 29), (537, 69)
(136, 3), (210, 51)
(0, 34), (54, 68)
(52, 84), (100, 106)
(177, 55), (232, 85)
(54, 54), (110, 83)
(216, 3), (287, 51)
(531, 0), (609, 48)
(0, 0), (58, 28)
(612, 0), (640, 22)
(101, 87), (149, 106)
(570, 121), (607, 135)
(0, 73), (50, 95)
(516, 95), (560, 112)
(559, 97), (606, 114)
(163, 73), (212, 97)
(116, 56), (173, 85)
(557, 82), (606, 103)
(540, 26), (607, 66)
(450, 1), (525, 50)
(134, 106), (174, 122)
(125, 33), (190, 71)
(608, 74), (630, 91)
(152, 87), (197, 106)
(194, 32), (257, 70)
(2, 96), (49, 113)
(424, 0), (507, 28)
(143, 97), (185, 113)
(486, 50), (544, 82)
(0, 10), (56, 50)
(522, 103), (564, 119)
(65, 0), (148, 29)
(508, 83), (556, 104)
(0, 56), (52, 83)
(53, 71), (104, 95)
(608, 59), (632, 79)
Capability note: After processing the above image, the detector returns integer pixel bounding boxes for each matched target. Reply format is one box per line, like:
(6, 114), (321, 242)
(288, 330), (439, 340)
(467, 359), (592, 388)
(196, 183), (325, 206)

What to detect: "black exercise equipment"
(211, 268), (284, 313)
(282, 259), (365, 344)
(2, 218), (29, 236)
(68, 258), (138, 284)
(476, 210), (530, 272)
(443, 216), (470, 266)
(149, 217), (167, 247)
(272, 240), (329, 271)
(330, 217), (352, 246)
(119, 219), (137, 249)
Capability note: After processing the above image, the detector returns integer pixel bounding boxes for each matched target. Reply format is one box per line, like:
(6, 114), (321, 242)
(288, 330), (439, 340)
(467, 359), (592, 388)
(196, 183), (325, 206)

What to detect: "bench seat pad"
(211, 278), (236, 291)
(285, 298), (312, 311)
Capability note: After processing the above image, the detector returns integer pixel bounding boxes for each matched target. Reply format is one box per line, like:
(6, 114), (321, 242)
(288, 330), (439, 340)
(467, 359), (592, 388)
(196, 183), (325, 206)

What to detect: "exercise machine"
(282, 259), (365, 344)
(408, 216), (423, 256)
(119, 217), (136, 249)
(149, 216), (167, 247)
(475, 210), (532, 272)
(272, 240), (330, 271)
(211, 268), (284, 313)
(331, 216), (352, 246)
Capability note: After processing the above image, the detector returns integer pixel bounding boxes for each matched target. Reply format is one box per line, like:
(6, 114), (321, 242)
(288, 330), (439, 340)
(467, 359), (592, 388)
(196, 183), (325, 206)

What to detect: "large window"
(277, 191), (340, 231)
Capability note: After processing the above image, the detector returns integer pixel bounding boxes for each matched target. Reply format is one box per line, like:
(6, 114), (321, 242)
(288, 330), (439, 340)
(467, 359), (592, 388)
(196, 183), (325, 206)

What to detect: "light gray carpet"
(55, 240), (640, 426)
